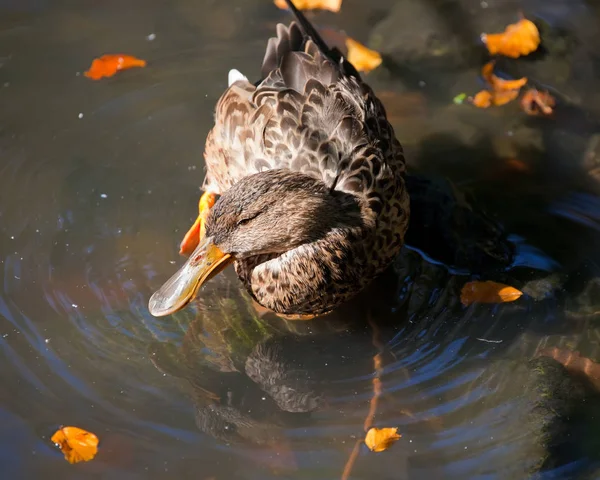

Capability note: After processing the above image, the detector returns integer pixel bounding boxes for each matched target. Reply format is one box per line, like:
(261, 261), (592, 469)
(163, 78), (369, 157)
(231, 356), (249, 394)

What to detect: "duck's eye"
(237, 212), (260, 226)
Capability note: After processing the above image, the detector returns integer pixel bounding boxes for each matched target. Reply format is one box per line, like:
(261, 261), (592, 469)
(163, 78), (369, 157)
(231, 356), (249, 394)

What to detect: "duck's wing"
(203, 0), (404, 203)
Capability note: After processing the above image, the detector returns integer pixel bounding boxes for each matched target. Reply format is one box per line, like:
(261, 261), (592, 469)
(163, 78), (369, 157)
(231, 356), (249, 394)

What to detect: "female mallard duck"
(148, 0), (409, 319)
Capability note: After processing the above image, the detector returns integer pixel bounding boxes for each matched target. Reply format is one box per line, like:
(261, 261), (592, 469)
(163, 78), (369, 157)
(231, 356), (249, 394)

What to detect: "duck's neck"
(234, 222), (377, 316)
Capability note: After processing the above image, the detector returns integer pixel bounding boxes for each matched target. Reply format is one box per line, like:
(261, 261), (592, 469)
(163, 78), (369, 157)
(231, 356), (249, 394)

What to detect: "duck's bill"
(148, 237), (234, 317)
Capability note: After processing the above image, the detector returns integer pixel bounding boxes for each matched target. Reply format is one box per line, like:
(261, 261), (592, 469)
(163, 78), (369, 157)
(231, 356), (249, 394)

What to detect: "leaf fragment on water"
(345, 38), (382, 73)
(364, 427), (401, 452)
(84, 54), (147, 80)
(461, 281), (523, 306)
(481, 17), (540, 58)
(453, 93), (467, 105)
(51, 426), (99, 464)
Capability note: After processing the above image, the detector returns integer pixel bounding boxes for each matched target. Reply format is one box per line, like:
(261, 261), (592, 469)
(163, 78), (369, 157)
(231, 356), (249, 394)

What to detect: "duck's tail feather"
(260, 0), (360, 81)
(281, 0), (333, 59)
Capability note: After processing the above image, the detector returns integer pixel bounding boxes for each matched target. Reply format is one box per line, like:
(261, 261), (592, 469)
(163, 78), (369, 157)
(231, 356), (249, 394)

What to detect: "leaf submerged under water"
(461, 280), (523, 306)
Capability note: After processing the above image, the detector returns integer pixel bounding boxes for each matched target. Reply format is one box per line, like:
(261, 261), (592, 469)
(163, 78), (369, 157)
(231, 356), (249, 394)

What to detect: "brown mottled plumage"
(148, 0), (409, 318)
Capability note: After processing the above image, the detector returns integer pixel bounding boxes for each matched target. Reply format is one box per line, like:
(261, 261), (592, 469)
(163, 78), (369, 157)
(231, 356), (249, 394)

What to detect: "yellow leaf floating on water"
(364, 427), (401, 452)
(51, 426), (99, 464)
(345, 38), (382, 73)
(274, 0), (342, 12)
(481, 18), (540, 58)
(461, 281), (523, 306)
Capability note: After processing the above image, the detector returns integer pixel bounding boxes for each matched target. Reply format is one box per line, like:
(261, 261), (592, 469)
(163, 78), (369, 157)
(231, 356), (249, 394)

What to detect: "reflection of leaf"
(84, 54), (146, 80)
(364, 427), (401, 452)
(274, 0), (342, 12)
(539, 348), (600, 390)
(481, 18), (540, 58)
(51, 426), (99, 464)
(520, 89), (556, 116)
(345, 38), (382, 73)
(461, 281), (523, 306)
(471, 61), (527, 108)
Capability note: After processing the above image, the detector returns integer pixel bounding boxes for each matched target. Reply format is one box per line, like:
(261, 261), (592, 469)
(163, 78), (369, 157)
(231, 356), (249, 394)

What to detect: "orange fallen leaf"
(472, 90), (492, 108)
(364, 427), (401, 452)
(84, 54), (147, 80)
(481, 62), (528, 92)
(481, 17), (540, 58)
(471, 61), (527, 108)
(492, 88), (521, 106)
(274, 0), (342, 12)
(51, 426), (99, 464)
(471, 87), (520, 107)
(538, 348), (600, 390)
(461, 281), (523, 306)
(520, 88), (555, 116)
(345, 38), (382, 73)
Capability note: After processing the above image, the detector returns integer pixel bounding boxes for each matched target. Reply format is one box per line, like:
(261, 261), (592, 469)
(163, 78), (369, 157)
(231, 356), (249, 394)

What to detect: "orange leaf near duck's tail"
(481, 18), (540, 58)
(51, 426), (99, 464)
(345, 38), (382, 73)
(274, 0), (342, 12)
(364, 427), (401, 452)
(460, 281), (523, 306)
(84, 54), (147, 80)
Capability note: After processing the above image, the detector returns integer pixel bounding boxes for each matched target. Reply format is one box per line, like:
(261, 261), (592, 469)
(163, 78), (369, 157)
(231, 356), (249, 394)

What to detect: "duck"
(148, 0), (409, 319)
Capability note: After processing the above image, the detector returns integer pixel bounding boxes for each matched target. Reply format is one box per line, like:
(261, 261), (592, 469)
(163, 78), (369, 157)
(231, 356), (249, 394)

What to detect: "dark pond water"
(2, 0), (600, 478)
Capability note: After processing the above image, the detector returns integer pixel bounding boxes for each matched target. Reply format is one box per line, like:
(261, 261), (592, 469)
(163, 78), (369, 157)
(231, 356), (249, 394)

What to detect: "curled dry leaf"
(364, 427), (401, 452)
(84, 54), (147, 80)
(481, 18), (540, 58)
(274, 0), (342, 12)
(461, 281), (523, 306)
(538, 347), (600, 390)
(481, 61), (528, 91)
(520, 89), (556, 116)
(51, 426), (99, 464)
(345, 38), (382, 73)
(471, 61), (527, 108)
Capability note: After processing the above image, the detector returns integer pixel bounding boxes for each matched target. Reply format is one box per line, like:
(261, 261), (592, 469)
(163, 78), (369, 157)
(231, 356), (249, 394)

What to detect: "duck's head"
(148, 169), (363, 317)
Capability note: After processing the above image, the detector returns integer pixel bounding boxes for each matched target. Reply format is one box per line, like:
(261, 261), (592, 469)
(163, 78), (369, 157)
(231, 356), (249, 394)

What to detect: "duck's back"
(202, 22), (406, 216)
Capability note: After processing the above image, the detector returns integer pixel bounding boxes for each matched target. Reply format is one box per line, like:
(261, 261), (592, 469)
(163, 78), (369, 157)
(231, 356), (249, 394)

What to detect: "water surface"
(2, 0), (600, 478)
